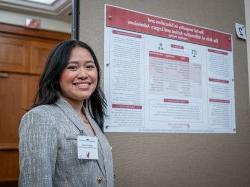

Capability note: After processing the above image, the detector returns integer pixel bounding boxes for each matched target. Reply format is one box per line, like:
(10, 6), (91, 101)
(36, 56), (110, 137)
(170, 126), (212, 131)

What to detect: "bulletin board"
(79, 0), (250, 186)
(104, 5), (236, 134)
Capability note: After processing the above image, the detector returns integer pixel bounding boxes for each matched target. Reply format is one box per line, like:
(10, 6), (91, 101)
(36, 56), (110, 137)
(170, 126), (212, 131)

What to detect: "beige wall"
(80, 1), (250, 186)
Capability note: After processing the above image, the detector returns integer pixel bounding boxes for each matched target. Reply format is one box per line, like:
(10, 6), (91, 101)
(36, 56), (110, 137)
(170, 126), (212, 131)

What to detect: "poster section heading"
(106, 5), (232, 51)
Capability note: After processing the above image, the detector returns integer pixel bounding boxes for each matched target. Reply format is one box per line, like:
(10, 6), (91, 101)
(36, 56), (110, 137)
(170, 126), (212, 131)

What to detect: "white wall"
(0, 10), (71, 33)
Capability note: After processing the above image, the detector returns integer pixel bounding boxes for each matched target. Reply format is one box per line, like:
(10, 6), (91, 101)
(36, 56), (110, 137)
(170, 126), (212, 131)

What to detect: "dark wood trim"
(0, 178), (18, 182)
(0, 144), (18, 151)
(0, 179), (18, 187)
(0, 22), (70, 41)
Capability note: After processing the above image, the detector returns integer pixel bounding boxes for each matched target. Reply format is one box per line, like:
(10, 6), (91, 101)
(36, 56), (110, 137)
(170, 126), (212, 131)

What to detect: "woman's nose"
(77, 67), (88, 78)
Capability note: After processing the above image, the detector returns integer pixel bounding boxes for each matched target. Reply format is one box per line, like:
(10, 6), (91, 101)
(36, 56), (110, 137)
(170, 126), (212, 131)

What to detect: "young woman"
(19, 40), (114, 187)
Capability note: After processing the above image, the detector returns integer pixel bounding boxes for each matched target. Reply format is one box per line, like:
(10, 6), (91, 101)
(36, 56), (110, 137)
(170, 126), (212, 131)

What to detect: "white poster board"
(104, 5), (235, 133)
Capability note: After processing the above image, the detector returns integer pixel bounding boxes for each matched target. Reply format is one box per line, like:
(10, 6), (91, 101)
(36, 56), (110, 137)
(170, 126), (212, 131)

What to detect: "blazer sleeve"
(19, 108), (58, 187)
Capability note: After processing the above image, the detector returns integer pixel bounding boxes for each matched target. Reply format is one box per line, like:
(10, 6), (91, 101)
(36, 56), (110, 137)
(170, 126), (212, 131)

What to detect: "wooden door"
(0, 73), (29, 184)
(30, 40), (58, 74)
(0, 73), (40, 186)
(0, 34), (30, 73)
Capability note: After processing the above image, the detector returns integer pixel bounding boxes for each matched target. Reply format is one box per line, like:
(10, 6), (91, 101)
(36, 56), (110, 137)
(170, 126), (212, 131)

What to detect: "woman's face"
(59, 47), (98, 104)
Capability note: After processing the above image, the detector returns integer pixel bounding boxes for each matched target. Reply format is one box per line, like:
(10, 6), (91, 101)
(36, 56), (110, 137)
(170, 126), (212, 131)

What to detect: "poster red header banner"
(106, 5), (232, 51)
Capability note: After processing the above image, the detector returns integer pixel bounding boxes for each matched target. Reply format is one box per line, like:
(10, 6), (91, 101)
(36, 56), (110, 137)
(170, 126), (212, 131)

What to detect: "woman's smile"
(73, 81), (92, 89)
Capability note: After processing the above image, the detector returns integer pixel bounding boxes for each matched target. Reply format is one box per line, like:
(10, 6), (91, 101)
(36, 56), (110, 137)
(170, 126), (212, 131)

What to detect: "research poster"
(104, 5), (236, 133)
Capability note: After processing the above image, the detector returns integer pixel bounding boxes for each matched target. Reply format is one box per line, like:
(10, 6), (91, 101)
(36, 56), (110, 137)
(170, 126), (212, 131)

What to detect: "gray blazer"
(19, 97), (114, 187)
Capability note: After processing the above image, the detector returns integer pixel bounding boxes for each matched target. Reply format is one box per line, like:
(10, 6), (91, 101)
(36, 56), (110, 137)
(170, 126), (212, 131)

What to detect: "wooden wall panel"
(0, 35), (29, 73)
(0, 151), (19, 181)
(0, 73), (28, 144)
(30, 41), (58, 74)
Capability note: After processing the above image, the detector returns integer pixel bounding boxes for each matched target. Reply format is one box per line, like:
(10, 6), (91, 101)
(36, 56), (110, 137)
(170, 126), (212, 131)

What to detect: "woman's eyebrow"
(85, 59), (95, 63)
(67, 61), (79, 64)
(68, 60), (95, 64)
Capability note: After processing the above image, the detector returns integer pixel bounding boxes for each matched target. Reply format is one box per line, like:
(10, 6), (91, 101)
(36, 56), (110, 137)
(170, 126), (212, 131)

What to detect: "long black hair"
(32, 40), (106, 129)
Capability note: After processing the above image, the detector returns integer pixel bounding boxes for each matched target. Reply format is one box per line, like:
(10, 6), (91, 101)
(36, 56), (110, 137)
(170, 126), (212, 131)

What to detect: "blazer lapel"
(55, 97), (106, 176)
(85, 109), (110, 179)
(55, 97), (86, 135)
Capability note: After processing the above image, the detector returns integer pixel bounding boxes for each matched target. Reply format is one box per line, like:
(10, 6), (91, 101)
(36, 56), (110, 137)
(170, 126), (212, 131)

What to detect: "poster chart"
(104, 5), (236, 133)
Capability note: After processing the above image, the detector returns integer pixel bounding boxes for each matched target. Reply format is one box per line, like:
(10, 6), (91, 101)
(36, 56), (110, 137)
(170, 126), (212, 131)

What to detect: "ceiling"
(0, 0), (72, 22)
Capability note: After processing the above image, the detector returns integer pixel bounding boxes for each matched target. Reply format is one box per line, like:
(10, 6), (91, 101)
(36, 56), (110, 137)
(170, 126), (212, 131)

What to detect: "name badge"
(77, 136), (98, 160)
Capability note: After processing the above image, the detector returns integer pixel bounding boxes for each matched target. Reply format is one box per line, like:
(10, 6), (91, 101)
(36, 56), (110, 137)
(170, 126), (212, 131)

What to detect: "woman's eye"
(86, 65), (95, 70)
(66, 65), (78, 70)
